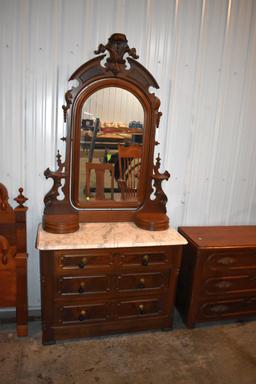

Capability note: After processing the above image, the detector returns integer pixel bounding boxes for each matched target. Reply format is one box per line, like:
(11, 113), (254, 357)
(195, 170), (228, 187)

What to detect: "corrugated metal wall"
(1, 0), (256, 308)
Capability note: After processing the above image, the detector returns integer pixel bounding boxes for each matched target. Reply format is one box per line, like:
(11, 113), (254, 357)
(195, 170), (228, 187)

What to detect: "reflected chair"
(117, 144), (142, 200)
(85, 162), (115, 200)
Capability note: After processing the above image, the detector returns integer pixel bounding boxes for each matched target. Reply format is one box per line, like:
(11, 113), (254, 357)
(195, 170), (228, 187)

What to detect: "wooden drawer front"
(116, 271), (170, 293)
(57, 251), (112, 272)
(57, 275), (110, 296)
(198, 297), (256, 320)
(117, 297), (165, 319)
(120, 250), (169, 268)
(204, 249), (256, 273)
(201, 273), (256, 297)
(58, 303), (109, 324)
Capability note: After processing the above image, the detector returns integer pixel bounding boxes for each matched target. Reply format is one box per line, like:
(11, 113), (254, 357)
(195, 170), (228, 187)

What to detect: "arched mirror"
(73, 86), (145, 207)
(42, 34), (170, 234)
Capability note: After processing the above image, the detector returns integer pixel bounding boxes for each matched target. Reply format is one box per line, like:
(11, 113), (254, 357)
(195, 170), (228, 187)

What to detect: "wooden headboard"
(0, 182), (28, 336)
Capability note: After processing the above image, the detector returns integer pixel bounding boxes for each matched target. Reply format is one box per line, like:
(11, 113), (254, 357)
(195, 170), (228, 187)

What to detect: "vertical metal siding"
(0, 0), (256, 308)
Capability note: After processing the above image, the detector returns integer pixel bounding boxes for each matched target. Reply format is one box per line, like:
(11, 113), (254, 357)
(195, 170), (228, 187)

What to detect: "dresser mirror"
(75, 85), (144, 207)
(42, 33), (170, 234)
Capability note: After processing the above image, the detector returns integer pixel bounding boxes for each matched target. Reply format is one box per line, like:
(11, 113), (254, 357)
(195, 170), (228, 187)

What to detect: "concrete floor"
(1, 312), (256, 384)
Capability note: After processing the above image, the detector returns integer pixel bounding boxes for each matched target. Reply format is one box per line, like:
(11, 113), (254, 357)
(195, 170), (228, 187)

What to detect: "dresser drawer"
(116, 271), (170, 293)
(203, 249), (256, 274)
(117, 297), (165, 319)
(56, 250), (112, 272)
(57, 275), (111, 296)
(57, 303), (110, 324)
(201, 272), (256, 297)
(119, 249), (173, 268)
(198, 297), (256, 321)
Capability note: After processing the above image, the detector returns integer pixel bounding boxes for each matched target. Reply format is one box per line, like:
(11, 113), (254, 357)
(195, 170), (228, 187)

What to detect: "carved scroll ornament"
(95, 33), (139, 75)
(44, 151), (66, 207)
(0, 183), (9, 210)
(0, 235), (10, 265)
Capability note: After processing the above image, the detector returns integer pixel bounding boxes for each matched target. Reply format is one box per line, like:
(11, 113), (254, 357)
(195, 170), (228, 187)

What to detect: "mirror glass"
(78, 87), (144, 205)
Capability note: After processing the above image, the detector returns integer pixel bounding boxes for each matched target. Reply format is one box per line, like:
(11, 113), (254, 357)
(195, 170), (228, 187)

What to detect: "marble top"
(36, 222), (187, 250)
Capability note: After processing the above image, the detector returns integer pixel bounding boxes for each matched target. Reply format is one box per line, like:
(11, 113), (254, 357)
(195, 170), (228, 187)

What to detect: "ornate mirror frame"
(42, 34), (170, 234)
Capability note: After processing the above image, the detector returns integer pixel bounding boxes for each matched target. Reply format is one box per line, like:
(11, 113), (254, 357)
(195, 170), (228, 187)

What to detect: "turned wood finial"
(56, 150), (62, 168)
(155, 153), (161, 170)
(14, 187), (28, 208)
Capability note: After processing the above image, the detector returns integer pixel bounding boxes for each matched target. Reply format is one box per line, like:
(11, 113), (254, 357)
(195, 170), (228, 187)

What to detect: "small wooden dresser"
(176, 226), (256, 328)
(37, 222), (187, 344)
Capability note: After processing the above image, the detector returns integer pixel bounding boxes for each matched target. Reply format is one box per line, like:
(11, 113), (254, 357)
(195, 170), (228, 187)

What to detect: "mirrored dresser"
(36, 33), (187, 344)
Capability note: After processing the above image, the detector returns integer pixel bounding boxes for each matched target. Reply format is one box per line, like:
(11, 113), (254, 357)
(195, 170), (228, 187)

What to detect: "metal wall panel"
(0, 0), (255, 308)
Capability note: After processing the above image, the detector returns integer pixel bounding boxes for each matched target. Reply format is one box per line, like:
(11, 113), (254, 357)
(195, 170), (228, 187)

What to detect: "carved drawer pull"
(246, 297), (256, 305)
(138, 304), (144, 314)
(214, 281), (233, 289)
(79, 310), (87, 321)
(137, 278), (145, 289)
(79, 257), (87, 269)
(78, 282), (86, 293)
(210, 304), (228, 313)
(217, 257), (236, 266)
(142, 255), (149, 266)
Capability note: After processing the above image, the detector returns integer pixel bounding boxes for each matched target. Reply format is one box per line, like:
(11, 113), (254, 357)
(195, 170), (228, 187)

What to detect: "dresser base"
(40, 242), (184, 344)
(43, 316), (172, 344)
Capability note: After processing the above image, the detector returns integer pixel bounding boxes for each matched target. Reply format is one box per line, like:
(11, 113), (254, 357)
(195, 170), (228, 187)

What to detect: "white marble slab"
(36, 222), (187, 250)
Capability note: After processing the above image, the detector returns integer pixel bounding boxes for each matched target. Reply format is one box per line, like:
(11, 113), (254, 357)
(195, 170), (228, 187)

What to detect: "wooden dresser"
(37, 222), (187, 344)
(176, 226), (256, 328)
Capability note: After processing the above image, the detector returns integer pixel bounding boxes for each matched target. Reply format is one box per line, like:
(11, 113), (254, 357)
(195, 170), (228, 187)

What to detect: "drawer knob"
(138, 278), (145, 289)
(78, 282), (85, 293)
(79, 310), (87, 321)
(138, 304), (144, 314)
(142, 255), (149, 266)
(246, 297), (256, 304)
(79, 257), (87, 269)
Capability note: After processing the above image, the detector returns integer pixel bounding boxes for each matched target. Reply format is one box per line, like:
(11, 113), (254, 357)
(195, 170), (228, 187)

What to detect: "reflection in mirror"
(79, 87), (144, 204)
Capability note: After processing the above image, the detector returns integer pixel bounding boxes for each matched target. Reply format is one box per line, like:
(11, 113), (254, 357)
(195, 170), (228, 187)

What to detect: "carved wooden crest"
(95, 33), (139, 75)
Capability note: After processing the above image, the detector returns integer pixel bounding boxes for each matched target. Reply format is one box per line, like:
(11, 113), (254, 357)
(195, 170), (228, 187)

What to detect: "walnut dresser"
(176, 226), (256, 328)
(36, 222), (187, 344)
